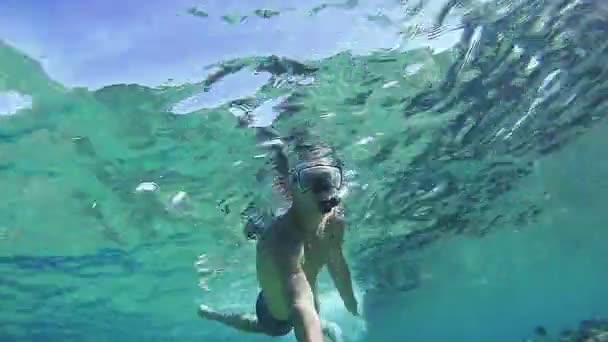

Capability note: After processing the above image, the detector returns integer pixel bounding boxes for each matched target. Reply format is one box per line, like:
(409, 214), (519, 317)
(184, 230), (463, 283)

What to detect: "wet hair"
(289, 126), (341, 167)
(270, 128), (341, 200)
(292, 141), (341, 169)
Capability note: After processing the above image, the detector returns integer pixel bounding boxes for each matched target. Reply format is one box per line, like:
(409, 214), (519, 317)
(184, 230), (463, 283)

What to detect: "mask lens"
(297, 166), (342, 192)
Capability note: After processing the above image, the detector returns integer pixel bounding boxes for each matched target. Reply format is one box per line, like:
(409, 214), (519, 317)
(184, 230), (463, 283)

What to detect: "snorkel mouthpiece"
(319, 196), (340, 213)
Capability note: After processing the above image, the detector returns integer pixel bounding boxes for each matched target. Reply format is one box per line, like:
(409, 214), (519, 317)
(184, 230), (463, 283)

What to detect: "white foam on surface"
(0, 91), (32, 116)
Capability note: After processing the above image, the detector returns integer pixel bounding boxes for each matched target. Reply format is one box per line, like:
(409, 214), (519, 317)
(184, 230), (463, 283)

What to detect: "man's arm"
(282, 271), (324, 342)
(327, 217), (359, 316)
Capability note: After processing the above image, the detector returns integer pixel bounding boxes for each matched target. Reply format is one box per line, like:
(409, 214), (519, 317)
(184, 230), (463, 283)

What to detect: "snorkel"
(319, 196), (340, 214)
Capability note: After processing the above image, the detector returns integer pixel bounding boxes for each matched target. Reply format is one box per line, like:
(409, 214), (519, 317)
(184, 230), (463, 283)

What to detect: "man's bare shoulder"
(257, 215), (300, 253)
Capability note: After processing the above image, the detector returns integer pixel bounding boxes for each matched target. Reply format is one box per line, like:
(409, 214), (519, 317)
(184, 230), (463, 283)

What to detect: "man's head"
(287, 142), (344, 214)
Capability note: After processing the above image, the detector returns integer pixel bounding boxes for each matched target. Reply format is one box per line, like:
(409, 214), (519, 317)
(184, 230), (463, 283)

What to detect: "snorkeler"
(197, 138), (358, 342)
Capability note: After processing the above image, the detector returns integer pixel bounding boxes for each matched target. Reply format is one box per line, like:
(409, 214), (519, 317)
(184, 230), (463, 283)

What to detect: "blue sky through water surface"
(0, 0), (462, 89)
(4, 1), (608, 341)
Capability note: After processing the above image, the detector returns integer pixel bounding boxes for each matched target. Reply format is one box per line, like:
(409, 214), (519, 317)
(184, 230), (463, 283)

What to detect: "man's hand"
(322, 320), (345, 342)
(326, 217), (359, 318)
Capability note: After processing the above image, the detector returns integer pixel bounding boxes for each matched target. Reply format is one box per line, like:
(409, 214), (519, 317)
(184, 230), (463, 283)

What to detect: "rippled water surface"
(1, 0), (608, 341)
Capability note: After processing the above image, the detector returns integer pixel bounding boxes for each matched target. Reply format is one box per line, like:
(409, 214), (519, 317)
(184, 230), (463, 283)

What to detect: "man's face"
(290, 163), (343, 214)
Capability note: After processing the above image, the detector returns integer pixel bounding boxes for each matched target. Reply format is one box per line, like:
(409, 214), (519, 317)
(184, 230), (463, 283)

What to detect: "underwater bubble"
(135, 182), (159, 193)
(169, 191), (188, 208)
(513, 44), (524, 54)
(296, 76), (315, 86)
(356, 136), (375, 145)
(418, 180), (450, 201)
(404, 63), (424, 76)
(526, 54), (542, 73)
(320, 112), (336, 119)
(382, 80), (400, 89)
(539, 69), (561, 95)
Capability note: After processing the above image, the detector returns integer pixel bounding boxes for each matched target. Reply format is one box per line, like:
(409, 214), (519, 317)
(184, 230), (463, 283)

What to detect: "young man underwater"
(197, 139), (359, 342)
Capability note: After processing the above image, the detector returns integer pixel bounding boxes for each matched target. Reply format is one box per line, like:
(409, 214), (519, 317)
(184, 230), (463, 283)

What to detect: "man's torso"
(255, 211), (340, 320)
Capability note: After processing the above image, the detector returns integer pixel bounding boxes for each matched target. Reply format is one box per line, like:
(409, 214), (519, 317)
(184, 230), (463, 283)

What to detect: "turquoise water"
(1, 0), (607, 341)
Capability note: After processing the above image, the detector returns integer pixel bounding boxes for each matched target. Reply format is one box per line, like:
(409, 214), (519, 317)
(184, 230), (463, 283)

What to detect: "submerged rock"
(557, 318), (608, 342)
(525, 319), (608, 342)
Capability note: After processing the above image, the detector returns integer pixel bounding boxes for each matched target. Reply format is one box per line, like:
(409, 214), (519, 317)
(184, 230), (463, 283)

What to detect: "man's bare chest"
(301, 235), (331, 269)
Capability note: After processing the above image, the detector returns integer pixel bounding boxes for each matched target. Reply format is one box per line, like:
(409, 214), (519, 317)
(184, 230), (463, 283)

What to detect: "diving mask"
(292, 164), (343, 193)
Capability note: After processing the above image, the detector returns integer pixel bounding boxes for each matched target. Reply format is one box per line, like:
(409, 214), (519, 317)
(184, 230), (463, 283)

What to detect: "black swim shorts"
(256, 291), (293, 336)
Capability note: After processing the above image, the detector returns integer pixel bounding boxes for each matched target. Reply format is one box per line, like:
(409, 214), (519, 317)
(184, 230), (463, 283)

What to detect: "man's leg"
(198, 304), (264, 334)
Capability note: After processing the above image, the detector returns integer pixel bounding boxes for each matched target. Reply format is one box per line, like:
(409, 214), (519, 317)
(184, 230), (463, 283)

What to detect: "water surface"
(1, 0), (607, 341)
